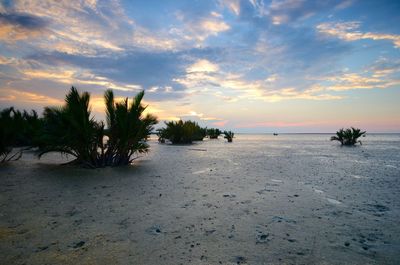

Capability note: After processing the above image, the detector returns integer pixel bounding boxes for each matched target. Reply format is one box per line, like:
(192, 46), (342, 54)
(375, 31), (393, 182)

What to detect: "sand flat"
(0, 134), (399, 264)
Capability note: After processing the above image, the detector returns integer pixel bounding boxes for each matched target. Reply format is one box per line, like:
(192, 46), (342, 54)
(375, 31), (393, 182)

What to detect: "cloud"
(260, 86), (343, 101)
(0, 55), (16, 65)
(175, 59), (343, 102)
(0, 12), (47, 29)
(0, 88), (62, 105)
(26, 50), (188, 98)
(213, 120), (228, 127)
(324, 73), (400, 91)
(369, 57), (400, 77)
(0, 0), (399, 133)
(0, 0), (187, 54)
(0, 0), (232, 56)
(180, 111), (223, 121)
(132, 27), (179, 51)
(250, 25), (351, 79)
(314, 57), (400, 91)
(0, 55), (147, 93)
(262, 0), (354, 25)
(187, 59), (219, 73)
(200, 19), (230, 35)
(0, 0), (129, 53)
(0, 12), (48, 41)
(2, 44), (231, 105)
(171, 13), (230, 45)
(23, 68), (144, 92)
(335, 0), (354, 10)
(235, 120), (324, 128)
(317, 21), (400, 48)
(219, 0), (241, 16)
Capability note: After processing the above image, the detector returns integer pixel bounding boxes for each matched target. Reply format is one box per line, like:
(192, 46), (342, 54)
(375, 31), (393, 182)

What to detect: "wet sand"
(1, 134), (400, 264)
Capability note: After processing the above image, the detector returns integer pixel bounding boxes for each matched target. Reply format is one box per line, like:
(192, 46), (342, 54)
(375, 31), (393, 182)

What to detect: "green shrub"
(0, 107), (42, 162)
(207, 128), (221, 139)
(0, 108), (19, 162)
(331, 127), (366, 146)
(103, 89), (157, 165)
(158, 120), (205, 144)
(39, 86), (157, 167)
(224, 131), (234, 142)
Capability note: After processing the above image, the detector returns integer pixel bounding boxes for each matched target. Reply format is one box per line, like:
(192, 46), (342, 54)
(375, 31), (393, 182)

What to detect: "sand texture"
(1, 134), (399, 264)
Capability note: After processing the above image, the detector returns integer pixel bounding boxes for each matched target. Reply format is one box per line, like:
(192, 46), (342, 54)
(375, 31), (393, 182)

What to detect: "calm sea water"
(148, 133), (400, 154)
(146, 133), (400, 169)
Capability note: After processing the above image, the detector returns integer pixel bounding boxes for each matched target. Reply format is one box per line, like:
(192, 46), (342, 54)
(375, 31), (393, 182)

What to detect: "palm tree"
(156, 128), (166, 143)
(224, 131), (234, 142)
(103, 89), (157, 166)
(39, 86), (157, 167)
(331, 127), (366, 146)
(192, 125), (207, 141)
(20, 110), (43, 146)
(8, 109), (44, 147)
(0, 107), (42, 162)
(39, 87), (101, 167)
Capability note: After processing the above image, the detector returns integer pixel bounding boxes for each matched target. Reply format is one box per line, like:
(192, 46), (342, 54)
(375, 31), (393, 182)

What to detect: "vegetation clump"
(157, 120), (235, 145)
(207, 128), (221, 139)
(224, 131), (234, 142)
(0, 107), (42, 162)
(39, 86), (157, 167)
(0, 108), (21, 162)
(157, 120), (205, 144)
(331, 127), (366, 146)
(156, 128), (166, 143)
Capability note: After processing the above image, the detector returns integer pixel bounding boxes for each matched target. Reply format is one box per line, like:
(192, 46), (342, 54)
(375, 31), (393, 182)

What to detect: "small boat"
(273, 133), (278, 136)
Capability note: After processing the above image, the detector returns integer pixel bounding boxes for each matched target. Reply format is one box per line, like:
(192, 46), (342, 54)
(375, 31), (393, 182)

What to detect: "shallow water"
(1, 134), (400, 264)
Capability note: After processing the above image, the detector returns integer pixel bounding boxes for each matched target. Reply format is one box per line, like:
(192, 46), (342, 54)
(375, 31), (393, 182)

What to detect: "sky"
(0, 0), (399, 133)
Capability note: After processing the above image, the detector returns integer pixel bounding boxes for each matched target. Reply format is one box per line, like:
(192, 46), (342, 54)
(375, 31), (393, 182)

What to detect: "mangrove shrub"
(157, 120), (205, 144)
(39, 86), (157, 167)
(331, 127), (366, 146)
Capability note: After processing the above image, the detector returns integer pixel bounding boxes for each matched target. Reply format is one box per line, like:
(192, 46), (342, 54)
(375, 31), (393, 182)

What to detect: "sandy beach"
(1, 134), (399, 264)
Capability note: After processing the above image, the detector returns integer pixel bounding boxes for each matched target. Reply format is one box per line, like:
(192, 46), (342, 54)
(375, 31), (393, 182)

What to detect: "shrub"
(0, 108), (20, 162)
(39, 86), (157, 167)
(156, 128), (166, 143)
(224, 131), (234, 142)
(331, 127), (366, 146)
(207, 128), (221, 139)
(158, 120), (205, 144)
(0, 107), (42, 162)
(103, 89), (157, 166)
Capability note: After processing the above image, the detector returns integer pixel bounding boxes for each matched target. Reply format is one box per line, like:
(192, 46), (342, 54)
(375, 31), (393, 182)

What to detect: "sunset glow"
(1, 0), (399, 132)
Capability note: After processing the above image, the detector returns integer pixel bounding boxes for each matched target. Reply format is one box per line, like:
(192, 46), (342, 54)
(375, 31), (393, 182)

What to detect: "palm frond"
(331, 127), (366, 146)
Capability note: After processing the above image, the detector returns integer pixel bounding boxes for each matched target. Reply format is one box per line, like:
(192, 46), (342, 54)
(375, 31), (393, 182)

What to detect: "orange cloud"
(22, 68), (143, 92)
(0, 23), (44, 42)
(213, 120), (228, 127)
(0, 89), (63, 105)
(176, 63), (343, 102)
